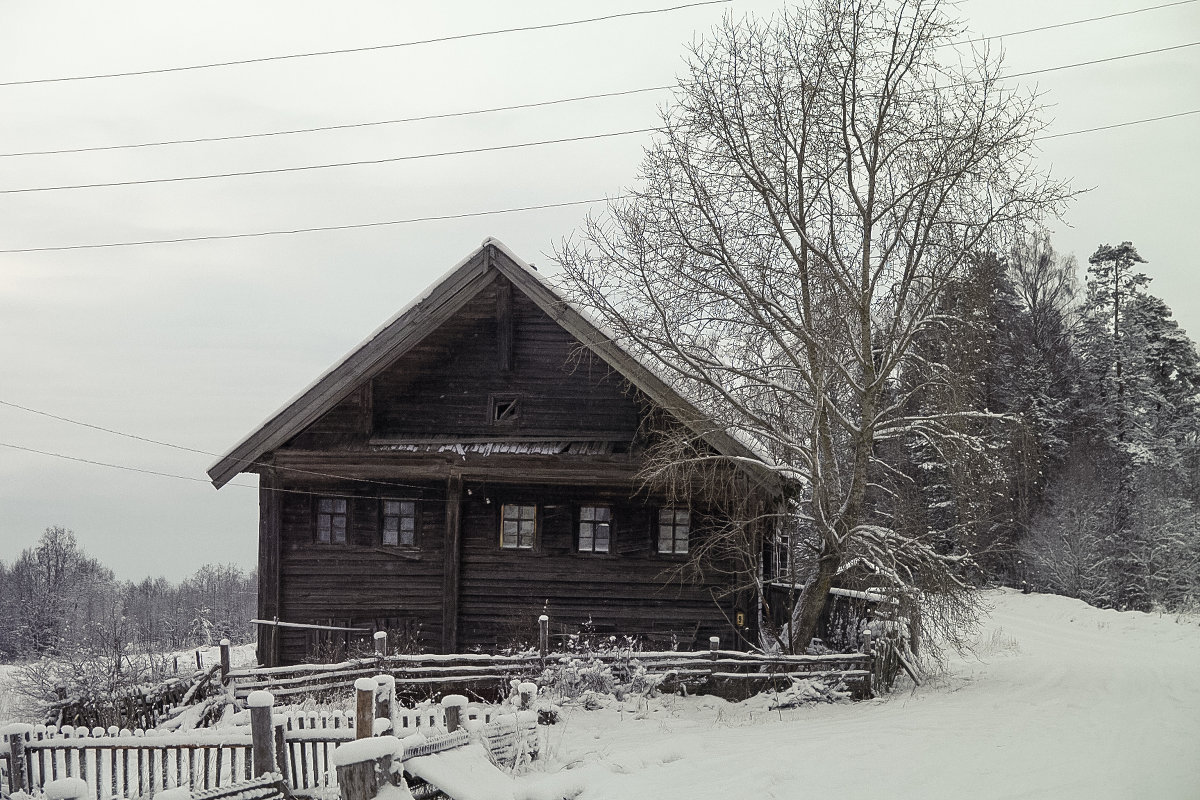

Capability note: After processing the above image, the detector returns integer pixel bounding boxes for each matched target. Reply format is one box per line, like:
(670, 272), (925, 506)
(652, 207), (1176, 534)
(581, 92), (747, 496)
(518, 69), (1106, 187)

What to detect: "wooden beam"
(258, 468), (283, 667)
(497, 276), (514, 372)
(441, 470), (464, 653)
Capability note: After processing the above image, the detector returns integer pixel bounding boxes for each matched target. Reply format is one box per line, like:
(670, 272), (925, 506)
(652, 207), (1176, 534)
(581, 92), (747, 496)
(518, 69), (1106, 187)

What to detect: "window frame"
(315, 497), (349, 545)
(577, 505), (613, 554)
(500, 503), (538, 550)
(488, 394), (521, 426)
(656, 507), (690, 555)
(381, 498), (418, 547)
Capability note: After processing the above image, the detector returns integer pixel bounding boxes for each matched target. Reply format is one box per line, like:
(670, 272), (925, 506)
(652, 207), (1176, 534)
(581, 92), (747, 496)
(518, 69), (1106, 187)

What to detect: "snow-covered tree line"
(0, 527), (256, 664)
(883, 237), (1200, 612)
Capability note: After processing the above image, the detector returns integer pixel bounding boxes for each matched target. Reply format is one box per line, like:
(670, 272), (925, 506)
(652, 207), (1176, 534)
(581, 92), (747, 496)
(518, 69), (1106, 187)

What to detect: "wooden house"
(207, 239), (777, 666)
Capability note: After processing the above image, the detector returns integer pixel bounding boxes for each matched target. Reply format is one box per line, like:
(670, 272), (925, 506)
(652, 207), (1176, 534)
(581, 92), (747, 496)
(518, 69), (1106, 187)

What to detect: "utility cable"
(951, 0), (1196, 46)
(0, 128), (653, 195)
(2, 41), (1194, 196)
(0, 441), (419, 501)
(0, 397), (430, 491)
(1, 3), (1190, 160)
(0, 86), (673, 159)
(0, 1), (730, 87)
(0, 196), (623, 253)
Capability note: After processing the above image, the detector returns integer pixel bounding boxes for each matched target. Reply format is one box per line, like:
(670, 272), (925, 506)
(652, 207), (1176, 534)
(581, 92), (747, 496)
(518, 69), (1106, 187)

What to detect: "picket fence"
(1, 705), (521, 800)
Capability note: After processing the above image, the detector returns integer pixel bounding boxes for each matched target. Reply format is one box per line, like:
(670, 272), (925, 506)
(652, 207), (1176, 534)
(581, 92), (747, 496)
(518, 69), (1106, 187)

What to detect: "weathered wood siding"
(274, 481), (446, 664)
(285, 276), (641, 449)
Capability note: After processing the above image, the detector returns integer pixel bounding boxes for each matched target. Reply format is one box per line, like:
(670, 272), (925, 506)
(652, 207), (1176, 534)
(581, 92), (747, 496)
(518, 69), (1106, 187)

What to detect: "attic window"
(490, 395), (520, 424)
(316, 498), (348, 544)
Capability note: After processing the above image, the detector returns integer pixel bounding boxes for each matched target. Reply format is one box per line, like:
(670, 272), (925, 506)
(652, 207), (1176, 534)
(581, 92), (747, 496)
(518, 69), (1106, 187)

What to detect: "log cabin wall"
(246, 257), (759, 665)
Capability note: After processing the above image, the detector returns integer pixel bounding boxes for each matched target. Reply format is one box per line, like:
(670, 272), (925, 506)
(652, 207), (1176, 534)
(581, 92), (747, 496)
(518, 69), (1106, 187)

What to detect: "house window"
(382, 500), (416, 546)
(773, 527), (792, 580)
(657, 508), (690, 554)
(578, 506), (612, 553)
(501, 504), (536, 549)
(316, 498), (348, 544)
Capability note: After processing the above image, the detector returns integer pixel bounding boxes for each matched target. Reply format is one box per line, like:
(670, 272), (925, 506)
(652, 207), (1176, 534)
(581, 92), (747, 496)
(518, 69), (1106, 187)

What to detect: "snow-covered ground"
(514, 589), (1200, 800)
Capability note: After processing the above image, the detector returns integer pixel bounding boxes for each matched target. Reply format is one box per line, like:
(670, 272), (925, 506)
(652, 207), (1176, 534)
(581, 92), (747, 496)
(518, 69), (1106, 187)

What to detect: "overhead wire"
(0, 397), (431, 492)
(0, 128), (655, 195)
(0, 102), (1195, 255)
(0, 0), (731, 87)
(949, 0), (1196, 46)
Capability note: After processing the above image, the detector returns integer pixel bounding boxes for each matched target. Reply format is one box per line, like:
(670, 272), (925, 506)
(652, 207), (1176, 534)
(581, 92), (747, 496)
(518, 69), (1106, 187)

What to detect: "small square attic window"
(490, 395), (520, 424)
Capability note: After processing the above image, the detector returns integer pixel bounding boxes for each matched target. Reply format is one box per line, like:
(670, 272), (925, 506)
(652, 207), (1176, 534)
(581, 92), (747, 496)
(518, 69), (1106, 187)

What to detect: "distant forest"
(0, 526), (255, 664)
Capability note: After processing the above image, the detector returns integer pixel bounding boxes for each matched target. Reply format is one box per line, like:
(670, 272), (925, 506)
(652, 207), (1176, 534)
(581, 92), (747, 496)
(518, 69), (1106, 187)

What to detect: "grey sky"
(1, 0), (1197, 580)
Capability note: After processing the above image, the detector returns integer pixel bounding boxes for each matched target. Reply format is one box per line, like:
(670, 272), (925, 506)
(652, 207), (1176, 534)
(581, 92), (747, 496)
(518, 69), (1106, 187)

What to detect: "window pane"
(520, 505), (536, 521)
(675, 529), (689, 553)
(399, 528), (414, 546)
(400, 516), (415, 532)
(317, 516), (331, 542)
(594, 523), (610, 552)
(400, 501), (415, 516)
(319, 499), (333, 513)
(333, 499), (347, 513)
(383, 500), (400, 515)
(579, 531), (593, 551)
(597, 507), (612, 521)
(581, 506), (595, 521)
(675, 509), (689, 525)
(658, 529), (673, 553)
(383, 518), (399, 534)
(383, 528), (398, 546)
(658, 508), (672, 524)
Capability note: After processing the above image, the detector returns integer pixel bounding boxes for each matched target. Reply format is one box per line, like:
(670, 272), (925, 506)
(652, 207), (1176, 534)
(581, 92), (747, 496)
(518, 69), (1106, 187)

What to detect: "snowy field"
(513, 589), (1200, 800)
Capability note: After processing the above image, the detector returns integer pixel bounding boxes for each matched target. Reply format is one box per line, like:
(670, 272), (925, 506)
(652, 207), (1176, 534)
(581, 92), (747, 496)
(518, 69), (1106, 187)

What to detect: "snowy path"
(516, 590), (1200, 800)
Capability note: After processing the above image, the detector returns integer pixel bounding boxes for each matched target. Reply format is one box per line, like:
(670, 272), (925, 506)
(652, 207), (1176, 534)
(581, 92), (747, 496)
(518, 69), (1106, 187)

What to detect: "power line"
(1037, 108), (1200, 140)
(2, 3), (1191, 161)
(0, 128), (653, 195)
(0, 196), (622, 254)
(0, 441), (422, 501)
(1, 102), (1195, 256)
(0, 1), (730, 87)
(1003, 41), (1198, 81)
(0, 397), (429, 491)
(0, 86), (674, 159)
(952, 0), (1197, 45)
(3, 40), (1193, 197)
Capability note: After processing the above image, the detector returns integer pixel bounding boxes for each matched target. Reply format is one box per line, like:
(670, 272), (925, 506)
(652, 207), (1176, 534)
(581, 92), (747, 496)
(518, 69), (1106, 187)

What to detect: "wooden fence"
(2, 703), (515, 799)
(227, 642), (876, 704)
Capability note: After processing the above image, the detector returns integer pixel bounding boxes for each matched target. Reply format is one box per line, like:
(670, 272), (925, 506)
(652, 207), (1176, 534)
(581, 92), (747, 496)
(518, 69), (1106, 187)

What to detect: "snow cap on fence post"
(247, 690), (276, 777)
(355, 677), (376, 740)
(709, 636), (720, 660)
(518, 682), (537, 711)
(373, 630), (387, 657)
(440, 694), (468, 733)
(332, 735), (403, 800)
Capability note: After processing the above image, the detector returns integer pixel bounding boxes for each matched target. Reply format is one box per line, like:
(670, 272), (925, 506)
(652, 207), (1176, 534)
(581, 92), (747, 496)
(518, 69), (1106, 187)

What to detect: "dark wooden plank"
(442, 472), (464, 653)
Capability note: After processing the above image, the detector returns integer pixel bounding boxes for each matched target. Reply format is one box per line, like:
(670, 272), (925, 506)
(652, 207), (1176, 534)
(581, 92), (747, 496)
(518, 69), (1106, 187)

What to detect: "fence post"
(373, 631), (387, 658)
(355, 678), (376, 740)
(333, 736), (401, 800)
(248, 690), (276, 777)
(709, 636), (720, 661)
(219, 639), (232, 683)
(273, 719), (289, 778)
(374, 675), (395, 733)
(441, 695), (466, 733)
(861, 629), (875, 697)
(518, 682), (537, 711)
(538, 615), (549, 662)
(2, 724), (31, 793)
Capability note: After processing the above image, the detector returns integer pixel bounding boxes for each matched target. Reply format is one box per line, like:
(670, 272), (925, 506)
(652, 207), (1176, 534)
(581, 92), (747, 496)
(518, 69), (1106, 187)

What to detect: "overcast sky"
(1, 0), (1197, 581)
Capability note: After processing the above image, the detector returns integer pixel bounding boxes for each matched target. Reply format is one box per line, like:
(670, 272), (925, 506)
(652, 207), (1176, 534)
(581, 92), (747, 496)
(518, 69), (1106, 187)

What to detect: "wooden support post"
(258, 468), (283, 668)
(333, 737), (401, 800)
(248, 691), (276, 778)
(195, 650), (202, 671)
(441, 695), (466, 734)
(3, 725), (28, 793)
(355, 678), (375, 740)
(538, 615), (549, 662)
(373, 631), (387, 658)
(441, 471), (464, 654)
(173, 656), (178, 675)
(518, 682), (537, 711)
(273, 721), (289, 777)
(374, 675), (394, 732)
(709, 636), (720, 660)
(219, 639), (232, 683)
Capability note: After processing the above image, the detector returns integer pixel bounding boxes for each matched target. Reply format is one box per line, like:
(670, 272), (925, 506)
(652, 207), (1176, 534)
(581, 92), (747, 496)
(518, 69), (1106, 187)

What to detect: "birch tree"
(556, 0), (1069, 651)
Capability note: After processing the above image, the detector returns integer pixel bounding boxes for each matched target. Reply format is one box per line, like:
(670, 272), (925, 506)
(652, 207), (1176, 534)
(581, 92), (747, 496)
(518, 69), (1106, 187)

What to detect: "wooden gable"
(208, 238), (771, 489)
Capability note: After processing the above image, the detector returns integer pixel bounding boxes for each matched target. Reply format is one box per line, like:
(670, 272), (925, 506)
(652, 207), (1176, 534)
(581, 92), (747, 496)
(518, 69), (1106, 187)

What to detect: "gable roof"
(206, 238), (771, 489)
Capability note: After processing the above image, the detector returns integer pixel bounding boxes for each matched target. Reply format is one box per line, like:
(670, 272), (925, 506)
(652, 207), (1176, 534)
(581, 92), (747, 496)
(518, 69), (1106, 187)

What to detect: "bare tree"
(556, 0), (1069, 651)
